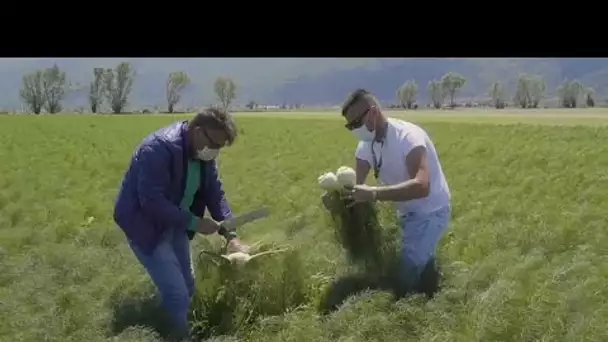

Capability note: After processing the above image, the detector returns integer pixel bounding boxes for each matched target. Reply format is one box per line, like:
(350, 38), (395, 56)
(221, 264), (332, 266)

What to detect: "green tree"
(557, 79), (584, 108)
(586, 87), (595, 108)
(428, 80), (444, 109)
(41, 64), (68, 114)
(441, 72), (466, 108)
(214, 77), (237, 111)
(396, 80), (418, 109)
(89, 68), (105, 114)
(489, 81), (507, 109)
(513, 74), (546, 109)
(166, 71), (191, 113)
(104, 62), (135, 114)
(513, 74), (529, 108)
(527, 75), (546, 108)
(20, 70), (45, 114)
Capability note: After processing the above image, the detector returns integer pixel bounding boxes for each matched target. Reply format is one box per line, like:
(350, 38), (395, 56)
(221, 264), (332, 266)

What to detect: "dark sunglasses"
(201, 128), (223, 149)
(344, 108), (370, 130)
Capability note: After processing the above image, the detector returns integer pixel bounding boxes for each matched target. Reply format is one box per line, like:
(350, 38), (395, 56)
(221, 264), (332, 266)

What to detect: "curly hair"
(188, 107), (238, 146)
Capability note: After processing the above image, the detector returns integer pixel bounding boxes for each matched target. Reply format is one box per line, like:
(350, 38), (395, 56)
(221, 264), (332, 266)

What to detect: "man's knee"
(138, 250), (192, 320)
(396, 252), (440, 298)
(160, 285), (191, 311)
(400, 247), (425, 285)
(402, 243), (432, 272)
(170, 234), (195, 298)
(178, 255), (195, 298)
(398, 241), (434, 291)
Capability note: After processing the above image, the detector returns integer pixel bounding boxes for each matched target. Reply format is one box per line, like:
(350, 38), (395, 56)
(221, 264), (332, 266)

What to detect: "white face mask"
(352, 125), (375, 142)
(196, 147), (219, 161)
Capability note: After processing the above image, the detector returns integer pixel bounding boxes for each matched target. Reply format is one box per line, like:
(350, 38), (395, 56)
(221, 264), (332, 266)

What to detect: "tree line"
(19, 62), (238, 114)
(19, 64), (599, 114)
(396, 72), (597, 109)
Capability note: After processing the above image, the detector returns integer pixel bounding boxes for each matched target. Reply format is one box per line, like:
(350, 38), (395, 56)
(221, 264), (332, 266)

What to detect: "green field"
(1, 110), (608, 341)
(236, 108), (608, 126)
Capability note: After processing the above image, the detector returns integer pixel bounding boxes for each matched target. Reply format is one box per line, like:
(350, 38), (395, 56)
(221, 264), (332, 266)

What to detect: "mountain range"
(1, 58), (607, 111)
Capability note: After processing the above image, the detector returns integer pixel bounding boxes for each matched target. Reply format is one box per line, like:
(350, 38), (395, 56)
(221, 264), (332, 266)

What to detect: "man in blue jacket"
(113, 108), (248, 339)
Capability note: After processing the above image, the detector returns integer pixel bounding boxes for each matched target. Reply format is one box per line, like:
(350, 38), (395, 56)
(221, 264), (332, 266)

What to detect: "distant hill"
(2, 58), (608, 111)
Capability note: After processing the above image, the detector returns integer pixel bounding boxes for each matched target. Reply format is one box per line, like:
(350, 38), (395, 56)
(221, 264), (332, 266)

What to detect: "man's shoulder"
(153, 121), (187, 142)
(389, 118), (427, 140)
(388, 117), (423, 132)
(141, 121), (186, 148)
(134, 121), (186, 158)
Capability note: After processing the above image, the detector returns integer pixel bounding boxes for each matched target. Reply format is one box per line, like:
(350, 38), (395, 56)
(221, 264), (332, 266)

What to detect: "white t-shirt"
(355, 118), (451, 216)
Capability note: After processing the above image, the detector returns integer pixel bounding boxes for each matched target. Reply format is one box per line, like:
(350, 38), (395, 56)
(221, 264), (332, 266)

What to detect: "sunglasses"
(344, 108), (370, 130)
(201, 128), (224, 149)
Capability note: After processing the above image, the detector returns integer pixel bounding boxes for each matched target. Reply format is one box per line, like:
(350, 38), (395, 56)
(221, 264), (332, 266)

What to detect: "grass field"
(236, 108), (608, 126)
(1, 110), (608, 341)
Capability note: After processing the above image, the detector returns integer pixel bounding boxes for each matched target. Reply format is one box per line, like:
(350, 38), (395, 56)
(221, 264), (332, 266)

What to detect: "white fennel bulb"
(225, 252), (252, 265)
(201, 248), (290, 267)
(336, 166), (356, 187)
(318, 172), (340, 191)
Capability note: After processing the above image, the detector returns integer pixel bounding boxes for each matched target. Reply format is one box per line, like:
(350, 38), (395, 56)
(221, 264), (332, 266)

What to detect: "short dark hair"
(189, 107), (238, 146)
(341, 88), (380, 116)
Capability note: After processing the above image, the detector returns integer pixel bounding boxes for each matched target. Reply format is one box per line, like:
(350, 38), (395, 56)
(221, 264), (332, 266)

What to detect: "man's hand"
(342, 184), (377, 206)
(226, 238), (250, 254)
(195, 217), (221, 235)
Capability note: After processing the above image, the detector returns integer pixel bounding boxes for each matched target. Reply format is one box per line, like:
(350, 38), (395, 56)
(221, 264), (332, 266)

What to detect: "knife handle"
(218, 225), (237, 241)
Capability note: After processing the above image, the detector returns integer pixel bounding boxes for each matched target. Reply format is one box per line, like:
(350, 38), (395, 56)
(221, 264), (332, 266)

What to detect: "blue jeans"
(399, 206), (451, 292)
(128, 228), (195, 335)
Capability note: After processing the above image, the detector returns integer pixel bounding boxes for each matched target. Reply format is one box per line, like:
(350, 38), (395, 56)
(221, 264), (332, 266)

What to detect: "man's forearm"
(207, 198), (238, 240)
(371, 179), (429, 202)
(187, 213), (238, 240)
(355, 158), (371, 184)
(193, 216), (222, 235)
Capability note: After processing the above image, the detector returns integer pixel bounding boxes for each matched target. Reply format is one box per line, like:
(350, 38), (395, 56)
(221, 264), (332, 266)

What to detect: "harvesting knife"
(218, 207), (270, 240)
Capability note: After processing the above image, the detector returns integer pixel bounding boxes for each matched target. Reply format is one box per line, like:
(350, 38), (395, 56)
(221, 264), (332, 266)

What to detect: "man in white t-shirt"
(334, 88), (452, 298)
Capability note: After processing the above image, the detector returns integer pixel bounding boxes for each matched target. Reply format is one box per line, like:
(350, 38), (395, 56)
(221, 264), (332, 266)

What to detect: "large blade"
(221, 207), (270, 232)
